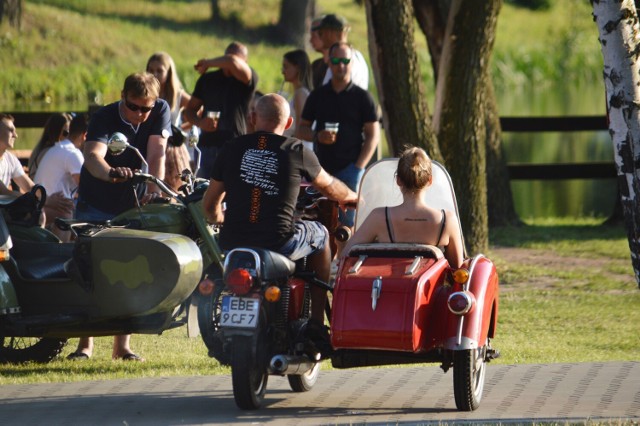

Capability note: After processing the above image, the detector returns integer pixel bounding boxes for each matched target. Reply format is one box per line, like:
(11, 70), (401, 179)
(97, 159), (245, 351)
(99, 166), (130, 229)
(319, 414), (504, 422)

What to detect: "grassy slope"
(1, 0), (600, 107)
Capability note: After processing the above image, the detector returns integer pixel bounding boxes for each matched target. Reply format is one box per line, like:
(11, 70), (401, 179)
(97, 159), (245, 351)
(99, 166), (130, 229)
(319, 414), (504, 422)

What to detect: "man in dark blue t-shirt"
(78, 72), (171, 218)
(71, 72), (171, 363)
(203, 93), (357, 324)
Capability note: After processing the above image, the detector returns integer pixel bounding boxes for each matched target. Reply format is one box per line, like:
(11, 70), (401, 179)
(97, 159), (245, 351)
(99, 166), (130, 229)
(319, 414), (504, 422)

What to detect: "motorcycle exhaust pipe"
(269, 354), (316, 375)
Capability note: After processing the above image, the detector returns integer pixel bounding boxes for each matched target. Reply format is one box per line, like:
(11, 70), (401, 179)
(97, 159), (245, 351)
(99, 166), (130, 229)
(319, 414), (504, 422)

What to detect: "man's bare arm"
(312, 169), (358, 205)
(202, 179), (226, 225)
(354, 121), (380, 169)
(295, 118), (314, 142)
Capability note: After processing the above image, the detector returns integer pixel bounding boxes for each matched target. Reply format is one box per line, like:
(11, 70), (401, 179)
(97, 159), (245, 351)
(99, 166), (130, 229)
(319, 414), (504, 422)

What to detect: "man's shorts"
(278, 220), (328, 261)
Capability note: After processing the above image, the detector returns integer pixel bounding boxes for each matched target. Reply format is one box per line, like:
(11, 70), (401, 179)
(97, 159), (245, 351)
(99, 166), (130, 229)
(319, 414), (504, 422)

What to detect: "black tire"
(453, 346), (486, 411)
(0, 336), (67, 364)
(197, 280), (230, 364)
(230, 334), (269, 410)
(288, 362), (320, 392)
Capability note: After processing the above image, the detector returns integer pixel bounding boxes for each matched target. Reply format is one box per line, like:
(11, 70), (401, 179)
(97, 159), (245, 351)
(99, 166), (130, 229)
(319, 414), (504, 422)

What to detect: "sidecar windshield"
(355, 158), (464, 253)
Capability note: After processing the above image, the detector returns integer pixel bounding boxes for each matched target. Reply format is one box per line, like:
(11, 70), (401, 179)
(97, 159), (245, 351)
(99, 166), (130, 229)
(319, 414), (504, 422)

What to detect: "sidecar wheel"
(288, 362), (320, 392)
(0, 337), (67, 364)
(197, 282), (230, 365)
(230, 335), (269, 410)
(453, 346), (486, 411)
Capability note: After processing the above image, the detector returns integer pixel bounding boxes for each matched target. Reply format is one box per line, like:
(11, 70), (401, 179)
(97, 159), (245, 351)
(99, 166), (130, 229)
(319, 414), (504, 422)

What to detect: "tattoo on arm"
(404, 218), (429, 222)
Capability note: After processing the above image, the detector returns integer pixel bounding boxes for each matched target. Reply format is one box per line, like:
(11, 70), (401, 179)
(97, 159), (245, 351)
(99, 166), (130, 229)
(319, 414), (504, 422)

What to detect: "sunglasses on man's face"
(330, 57), (351, 65)
(125, 99), (155, 113)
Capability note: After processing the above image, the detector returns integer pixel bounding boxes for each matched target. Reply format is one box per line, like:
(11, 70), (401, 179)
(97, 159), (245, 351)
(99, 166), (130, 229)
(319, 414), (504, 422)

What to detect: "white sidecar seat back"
(355, 158), (465, 256)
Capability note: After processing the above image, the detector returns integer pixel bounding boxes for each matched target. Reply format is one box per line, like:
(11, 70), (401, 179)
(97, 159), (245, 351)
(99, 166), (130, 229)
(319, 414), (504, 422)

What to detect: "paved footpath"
(1, 362), (639, 425)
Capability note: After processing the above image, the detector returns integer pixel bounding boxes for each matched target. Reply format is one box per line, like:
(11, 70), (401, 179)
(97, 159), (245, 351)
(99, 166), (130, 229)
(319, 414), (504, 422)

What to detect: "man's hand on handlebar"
(108, 167), (134, 183)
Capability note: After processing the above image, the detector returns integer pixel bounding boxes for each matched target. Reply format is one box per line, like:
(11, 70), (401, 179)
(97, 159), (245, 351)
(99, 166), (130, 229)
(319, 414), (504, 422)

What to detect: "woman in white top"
(341, 147), (464, 268)
(281, 49), (312, 139)
(146, 52), (192, 191)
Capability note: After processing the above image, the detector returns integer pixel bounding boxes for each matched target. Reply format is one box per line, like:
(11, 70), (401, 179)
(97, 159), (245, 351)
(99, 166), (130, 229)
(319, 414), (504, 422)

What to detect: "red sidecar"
(329, 158), (499, 411)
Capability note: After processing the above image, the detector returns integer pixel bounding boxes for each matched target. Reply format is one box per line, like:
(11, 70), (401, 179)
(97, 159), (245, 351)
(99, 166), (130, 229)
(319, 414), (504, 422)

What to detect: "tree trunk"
(0, 0), (22, 29)
(414, 0), (519, 227)
(364, 0), (442, 161)
(484, 81), (521, 226)
(276, 0), (316, 47)
(412, 0), (447, 83)
(210, 0), (220, 22)
(432, 0), (501, 254)
(592, 0), (640, 288)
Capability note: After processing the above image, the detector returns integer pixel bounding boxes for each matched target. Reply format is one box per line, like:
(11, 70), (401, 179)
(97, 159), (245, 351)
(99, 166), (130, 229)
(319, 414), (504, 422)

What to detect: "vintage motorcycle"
(199, 158), (500, 411)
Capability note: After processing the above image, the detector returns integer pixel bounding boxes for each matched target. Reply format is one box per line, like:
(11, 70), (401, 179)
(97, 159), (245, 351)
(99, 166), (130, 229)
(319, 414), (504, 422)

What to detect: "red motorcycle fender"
(444, 255), (499, 351)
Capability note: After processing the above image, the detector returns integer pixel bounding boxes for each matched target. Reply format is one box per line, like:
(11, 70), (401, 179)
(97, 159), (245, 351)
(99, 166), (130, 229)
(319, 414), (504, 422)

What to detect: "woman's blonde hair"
(146, 52), (184, 112)
(396, 146), (432, 192)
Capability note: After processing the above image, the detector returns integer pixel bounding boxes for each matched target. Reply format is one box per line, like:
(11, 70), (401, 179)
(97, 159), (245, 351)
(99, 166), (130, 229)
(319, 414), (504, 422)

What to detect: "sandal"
(118, 353), (145, 362)
(66, 351), (90, 360)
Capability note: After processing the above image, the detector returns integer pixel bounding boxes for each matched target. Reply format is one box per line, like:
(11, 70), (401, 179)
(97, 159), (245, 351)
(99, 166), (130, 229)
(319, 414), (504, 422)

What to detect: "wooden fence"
(5, 110), (616, 180)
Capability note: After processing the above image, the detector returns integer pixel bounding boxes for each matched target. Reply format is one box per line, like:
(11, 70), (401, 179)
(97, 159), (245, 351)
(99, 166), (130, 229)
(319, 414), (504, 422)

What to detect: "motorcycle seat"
(230, 247), (296, 281)
(10, 240), (74, 280)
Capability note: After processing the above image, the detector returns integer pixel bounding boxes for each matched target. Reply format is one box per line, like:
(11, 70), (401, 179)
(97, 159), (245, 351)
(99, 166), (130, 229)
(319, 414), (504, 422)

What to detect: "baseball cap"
(317, 14), (348, 31)
(311, 16), (325, 31)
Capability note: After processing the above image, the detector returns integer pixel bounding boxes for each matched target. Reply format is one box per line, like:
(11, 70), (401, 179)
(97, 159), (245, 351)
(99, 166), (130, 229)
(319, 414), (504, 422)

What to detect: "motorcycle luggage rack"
(347, 243), (444, 259)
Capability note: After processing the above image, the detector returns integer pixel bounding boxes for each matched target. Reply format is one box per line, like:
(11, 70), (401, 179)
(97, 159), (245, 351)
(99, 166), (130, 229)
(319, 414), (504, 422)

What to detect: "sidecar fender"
(444, 255), (499, 351)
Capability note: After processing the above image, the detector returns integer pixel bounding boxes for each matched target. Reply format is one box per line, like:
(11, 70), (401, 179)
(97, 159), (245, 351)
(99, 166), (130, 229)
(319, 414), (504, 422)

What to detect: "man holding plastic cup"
(297, 41), (380, 245)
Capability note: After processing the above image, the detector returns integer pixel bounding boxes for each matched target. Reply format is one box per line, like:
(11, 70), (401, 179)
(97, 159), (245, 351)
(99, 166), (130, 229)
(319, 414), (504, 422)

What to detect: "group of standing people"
(1, 12), (461, 362)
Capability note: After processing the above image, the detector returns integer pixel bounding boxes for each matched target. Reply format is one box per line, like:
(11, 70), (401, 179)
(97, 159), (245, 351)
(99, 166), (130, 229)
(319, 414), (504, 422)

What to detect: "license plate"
(220, 296), (260, 328)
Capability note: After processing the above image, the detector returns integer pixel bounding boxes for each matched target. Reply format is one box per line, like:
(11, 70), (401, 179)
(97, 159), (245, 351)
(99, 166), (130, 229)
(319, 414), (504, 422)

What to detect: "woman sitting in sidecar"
(340, 146), (463, 268)
(330, 145), (499, 412)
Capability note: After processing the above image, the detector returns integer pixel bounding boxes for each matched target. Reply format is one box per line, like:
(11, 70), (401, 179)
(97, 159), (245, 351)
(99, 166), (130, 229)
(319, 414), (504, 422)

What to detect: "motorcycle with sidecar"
(0, 131), (224, 363)
(200, 158), (500, 411)
(0, 184), (203, 363)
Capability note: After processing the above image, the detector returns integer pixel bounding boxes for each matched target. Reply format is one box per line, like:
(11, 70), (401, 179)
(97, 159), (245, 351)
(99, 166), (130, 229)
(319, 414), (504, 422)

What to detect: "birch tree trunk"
(593, 0), (640, 287)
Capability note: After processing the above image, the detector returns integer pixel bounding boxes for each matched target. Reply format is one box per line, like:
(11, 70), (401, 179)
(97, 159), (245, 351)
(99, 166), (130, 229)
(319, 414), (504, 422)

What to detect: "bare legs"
(71, 335), (142, 360)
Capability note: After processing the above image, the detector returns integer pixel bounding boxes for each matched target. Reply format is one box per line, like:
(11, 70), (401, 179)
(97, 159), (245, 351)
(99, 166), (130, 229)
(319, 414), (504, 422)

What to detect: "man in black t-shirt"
(184, 42), (258, 179)
(203, 93), (357, 324)
(297, 42), (379, 231)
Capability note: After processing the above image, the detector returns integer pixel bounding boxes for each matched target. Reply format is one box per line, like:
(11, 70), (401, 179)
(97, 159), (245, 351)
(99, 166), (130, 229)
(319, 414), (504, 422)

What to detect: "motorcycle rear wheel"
(230, 335), (269, 410)
(0, 336), (67, 364)
(453, 346), (486, 411)
(288, 362), (320, 392)
(197, 283), (231, 365)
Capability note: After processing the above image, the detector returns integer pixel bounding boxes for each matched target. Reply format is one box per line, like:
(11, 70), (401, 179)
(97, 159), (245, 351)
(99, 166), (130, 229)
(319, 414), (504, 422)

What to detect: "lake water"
(496, 81), (616, 219)
(5, 81), (615, 219)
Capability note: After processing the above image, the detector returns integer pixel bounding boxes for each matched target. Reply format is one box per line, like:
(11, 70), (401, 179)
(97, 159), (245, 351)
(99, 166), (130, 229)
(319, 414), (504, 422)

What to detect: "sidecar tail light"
(265, 285), (281, 302)
(448, 291), (476, 315)
(0, 248), (10, 262)
(226, 268), (253, 295)
(198, 277), (215, 296)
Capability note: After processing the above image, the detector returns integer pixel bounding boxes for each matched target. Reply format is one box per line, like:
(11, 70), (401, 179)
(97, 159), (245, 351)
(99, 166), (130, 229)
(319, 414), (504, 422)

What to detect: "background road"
(0, 362), (638, 425)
